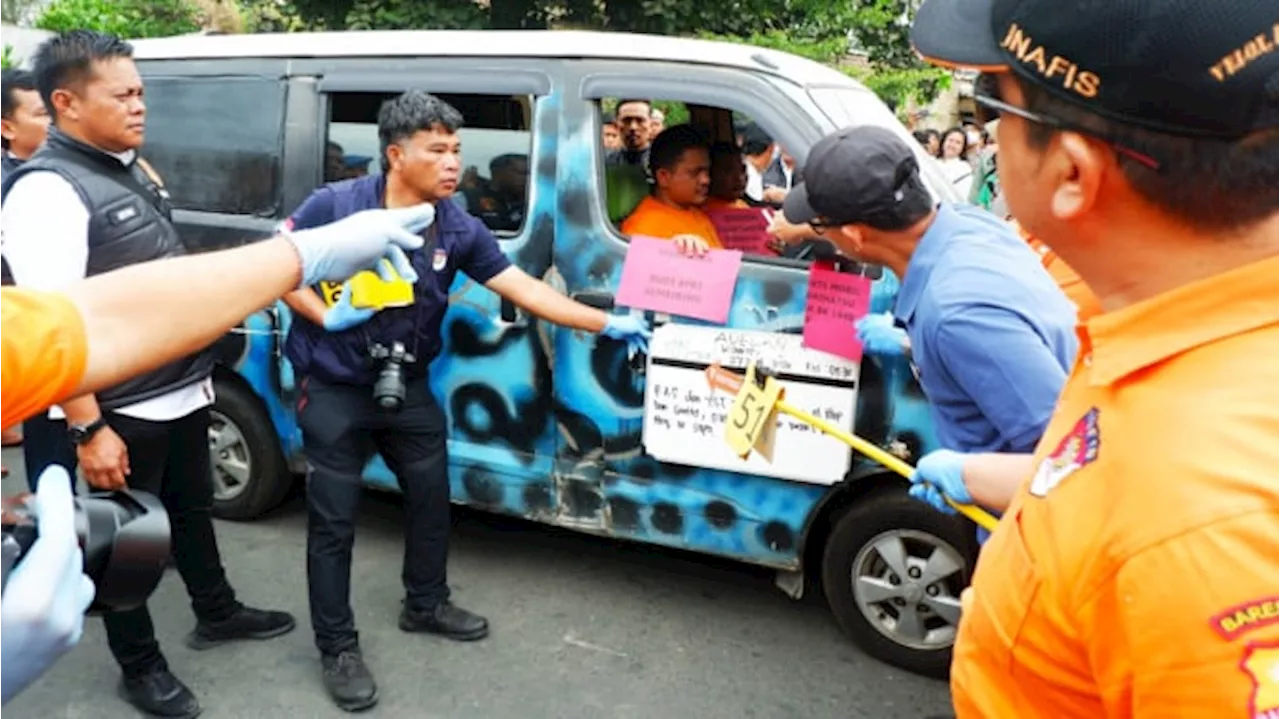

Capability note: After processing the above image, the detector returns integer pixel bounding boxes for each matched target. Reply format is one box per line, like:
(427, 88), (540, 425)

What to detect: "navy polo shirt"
(283, 174), (511, 386)
(894, 203), (1078, 454)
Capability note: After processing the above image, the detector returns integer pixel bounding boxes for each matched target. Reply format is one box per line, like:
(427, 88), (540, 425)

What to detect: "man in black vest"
(1, 30), (295, 719)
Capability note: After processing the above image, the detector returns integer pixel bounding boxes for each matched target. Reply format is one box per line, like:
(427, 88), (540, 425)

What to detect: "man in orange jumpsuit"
(907, 0), (1279, 716)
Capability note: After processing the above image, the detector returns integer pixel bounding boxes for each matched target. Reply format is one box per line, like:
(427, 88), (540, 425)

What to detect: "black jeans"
(298, 376), (451, 656)
(103, 408), (241, 677)
(22, 412), (78, 492)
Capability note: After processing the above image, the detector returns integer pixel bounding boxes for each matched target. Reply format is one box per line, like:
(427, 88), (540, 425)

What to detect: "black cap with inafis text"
(910, 0), (1278, 138)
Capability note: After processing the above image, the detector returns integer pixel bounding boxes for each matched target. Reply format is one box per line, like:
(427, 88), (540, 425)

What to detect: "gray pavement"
(2, 447), (953, 719)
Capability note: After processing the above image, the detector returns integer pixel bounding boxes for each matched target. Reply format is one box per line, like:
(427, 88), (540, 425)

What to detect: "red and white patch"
(1029, 408), (1100, 497)
(432, 248), (448, 272)
(1241, 641), (1279, 719)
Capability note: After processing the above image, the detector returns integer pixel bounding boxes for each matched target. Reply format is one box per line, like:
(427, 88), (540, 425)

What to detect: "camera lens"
(373, 362), (406, 412)
(1, 490), (171, 614)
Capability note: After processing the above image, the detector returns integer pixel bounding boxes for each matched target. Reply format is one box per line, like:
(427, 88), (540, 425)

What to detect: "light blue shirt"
(894, 203), (1078, 454)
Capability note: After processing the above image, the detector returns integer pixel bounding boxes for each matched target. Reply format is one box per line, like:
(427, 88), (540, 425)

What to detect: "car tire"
(208, 377), (290, 520)
(821, 488), (977, 679)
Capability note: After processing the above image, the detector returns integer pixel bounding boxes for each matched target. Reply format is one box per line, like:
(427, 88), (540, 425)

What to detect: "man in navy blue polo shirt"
(282, 91), (650, 712)
(782, 126), (1077, 519)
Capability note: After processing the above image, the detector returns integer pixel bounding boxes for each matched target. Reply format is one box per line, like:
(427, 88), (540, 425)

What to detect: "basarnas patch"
(1029, 407), (1100, 497)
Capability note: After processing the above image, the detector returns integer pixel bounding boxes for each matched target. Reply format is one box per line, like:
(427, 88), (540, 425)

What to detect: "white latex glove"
(1, 467), (95, 704)
(287, 203), (434, 288)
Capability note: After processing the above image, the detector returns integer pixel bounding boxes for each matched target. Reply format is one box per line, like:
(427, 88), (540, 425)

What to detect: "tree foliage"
(36, 0), (203, 38)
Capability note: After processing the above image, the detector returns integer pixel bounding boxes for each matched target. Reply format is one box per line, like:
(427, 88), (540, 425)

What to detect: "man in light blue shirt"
(783, 126), (1076, 515)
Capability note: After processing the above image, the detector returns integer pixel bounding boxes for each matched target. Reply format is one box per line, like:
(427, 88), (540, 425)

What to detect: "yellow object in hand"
(318, 259), (415, 311)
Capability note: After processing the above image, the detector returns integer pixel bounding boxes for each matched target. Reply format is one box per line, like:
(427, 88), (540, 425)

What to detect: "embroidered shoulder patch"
(1029, 407), (1100, 497)
(1240, 640), (1279, 719)
(1214, 598), (1280, 641)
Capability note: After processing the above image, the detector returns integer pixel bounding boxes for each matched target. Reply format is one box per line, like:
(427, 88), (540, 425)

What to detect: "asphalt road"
(2, 447), (953, 719)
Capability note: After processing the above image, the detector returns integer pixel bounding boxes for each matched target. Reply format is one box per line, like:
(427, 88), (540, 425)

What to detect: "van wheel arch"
(208, 369), (292, 521)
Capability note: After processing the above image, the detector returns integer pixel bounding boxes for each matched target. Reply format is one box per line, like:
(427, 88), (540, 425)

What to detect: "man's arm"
(483, 266), (608, 332)
(961, 452), (1035, 512)
(933, 305), (1070, 451)
(282, 288), (329, 326)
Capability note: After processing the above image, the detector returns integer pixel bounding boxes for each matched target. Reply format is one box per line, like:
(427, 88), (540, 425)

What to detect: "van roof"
(130, 29), (859, 88)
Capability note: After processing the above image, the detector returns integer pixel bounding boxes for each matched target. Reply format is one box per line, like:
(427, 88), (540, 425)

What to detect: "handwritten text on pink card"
(615, 235), (742, 323)
(705, 207), (775, 256)
(803, 262), (872, 362)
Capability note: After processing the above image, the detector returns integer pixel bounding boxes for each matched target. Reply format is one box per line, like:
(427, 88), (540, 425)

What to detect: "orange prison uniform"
(951, 255), (1279, 718)
(1, 288), (89, 431)
(1016, 223), (1104, 321)
(620, 195), (724, 249)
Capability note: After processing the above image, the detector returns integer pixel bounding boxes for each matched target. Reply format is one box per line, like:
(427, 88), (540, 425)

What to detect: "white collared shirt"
(1, 150), (213, 421)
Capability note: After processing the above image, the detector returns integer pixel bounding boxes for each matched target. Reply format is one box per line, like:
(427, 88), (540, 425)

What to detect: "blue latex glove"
(2, 467), (96, 704)
(286, 203), (434, 288)
(856, 311), (908, 356)
(907, 449), (972, 515)
(600, 314), (652, 358)
(322, 283), (377, 332)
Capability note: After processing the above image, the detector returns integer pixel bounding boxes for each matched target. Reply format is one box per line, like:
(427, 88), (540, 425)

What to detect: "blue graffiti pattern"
(224, 80), (943, 571)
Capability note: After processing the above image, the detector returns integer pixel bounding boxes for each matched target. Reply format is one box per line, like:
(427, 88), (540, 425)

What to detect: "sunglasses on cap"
(972, 72), (1161, 172)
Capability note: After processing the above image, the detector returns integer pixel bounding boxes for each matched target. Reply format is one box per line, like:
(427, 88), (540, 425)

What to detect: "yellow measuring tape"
(705, 362), (1000, 532)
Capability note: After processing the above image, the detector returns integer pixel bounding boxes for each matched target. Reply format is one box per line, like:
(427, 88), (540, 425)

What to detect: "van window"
(142, 76), (285, 216)
(599, 98), (833, 264)
(324, 92), (533, 236)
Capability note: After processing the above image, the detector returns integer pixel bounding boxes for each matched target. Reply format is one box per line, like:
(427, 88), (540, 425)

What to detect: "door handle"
(572, 291), (615, 310)
(500, 297), (527, 326)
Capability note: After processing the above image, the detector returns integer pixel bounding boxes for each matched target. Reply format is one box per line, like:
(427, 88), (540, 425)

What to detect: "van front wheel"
(820, 490), (976, 679)
(208, 378), (290, 520)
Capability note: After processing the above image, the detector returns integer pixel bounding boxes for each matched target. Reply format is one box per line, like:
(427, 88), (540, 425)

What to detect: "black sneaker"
(398, 600), (489, 641)
(119, 668), (201, 718)
(321, 649), (378, 712)
(185, 605), (296, 650)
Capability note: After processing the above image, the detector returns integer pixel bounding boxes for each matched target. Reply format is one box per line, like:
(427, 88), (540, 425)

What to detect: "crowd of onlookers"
(912, 120), (1004, 218)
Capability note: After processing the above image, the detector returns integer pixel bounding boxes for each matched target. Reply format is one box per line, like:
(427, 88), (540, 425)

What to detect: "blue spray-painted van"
(131, 29), (974, 678)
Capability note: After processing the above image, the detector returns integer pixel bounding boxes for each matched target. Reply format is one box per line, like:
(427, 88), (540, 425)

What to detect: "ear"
(49, 88), (77, 122)
(836, 224), (865, 252)
(654, 166), (671, 189)
(1049, 132), (1106, 221)
(0, 118), (14, 143)
(384, 142), (403, 171)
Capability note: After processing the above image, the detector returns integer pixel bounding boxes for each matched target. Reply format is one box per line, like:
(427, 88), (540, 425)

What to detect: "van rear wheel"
(820, 489), (976, 679)
(208, 378), (290, 520)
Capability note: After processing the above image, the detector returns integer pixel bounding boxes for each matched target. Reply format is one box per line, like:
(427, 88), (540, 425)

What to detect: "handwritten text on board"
(705, 207), (775, 256)
(615, 235), (742, 323)
(802, 262), (872, 362)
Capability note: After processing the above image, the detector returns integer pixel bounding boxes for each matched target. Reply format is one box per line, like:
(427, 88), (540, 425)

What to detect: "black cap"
(783, 126), (933, 230)
(910, 0), (1278, 139)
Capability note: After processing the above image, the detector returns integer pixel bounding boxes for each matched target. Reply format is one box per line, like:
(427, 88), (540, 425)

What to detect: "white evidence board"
(641, 324), (861, 485)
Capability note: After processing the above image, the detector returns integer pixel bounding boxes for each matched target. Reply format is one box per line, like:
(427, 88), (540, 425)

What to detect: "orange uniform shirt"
(1017, 224), (1104, 321)
(620, 195), (723, 249)
(952, 256), (1279, 718)
(1, 288), (89, 430)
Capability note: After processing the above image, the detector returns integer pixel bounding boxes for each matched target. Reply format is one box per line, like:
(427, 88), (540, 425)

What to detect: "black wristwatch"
(67, 417), (108, 445)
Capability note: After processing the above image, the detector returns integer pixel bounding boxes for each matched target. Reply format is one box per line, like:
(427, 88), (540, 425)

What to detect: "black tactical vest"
(2, 129), (215, 410)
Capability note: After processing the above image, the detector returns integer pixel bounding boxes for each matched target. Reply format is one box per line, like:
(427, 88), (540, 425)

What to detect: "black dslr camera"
(1, 490), (171, 614)
(369, 341), (415, 413)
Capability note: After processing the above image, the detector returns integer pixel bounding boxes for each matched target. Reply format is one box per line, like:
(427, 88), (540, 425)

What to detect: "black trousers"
(297, 376), (451, 656)
(103, 408), (241, 676)
(22, 412), (78, 492)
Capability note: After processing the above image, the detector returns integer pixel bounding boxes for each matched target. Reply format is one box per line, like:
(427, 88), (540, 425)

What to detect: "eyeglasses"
(973, 83), (1161, 172)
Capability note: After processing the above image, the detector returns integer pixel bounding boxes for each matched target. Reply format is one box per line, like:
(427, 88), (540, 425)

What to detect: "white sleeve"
(1, 171), (91, 289)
